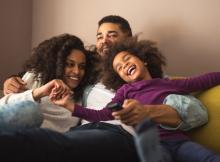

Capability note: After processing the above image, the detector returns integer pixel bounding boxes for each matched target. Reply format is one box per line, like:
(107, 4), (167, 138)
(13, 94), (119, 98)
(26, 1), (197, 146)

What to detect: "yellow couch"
(187, 85), (220, 154)
(0, 87), (219, 154)
(0, 90), (3, 98)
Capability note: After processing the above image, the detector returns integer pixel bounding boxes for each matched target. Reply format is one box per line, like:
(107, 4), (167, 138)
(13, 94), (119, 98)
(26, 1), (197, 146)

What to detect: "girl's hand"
(112, 99), (149, 126)
(50, 90), (75, 112)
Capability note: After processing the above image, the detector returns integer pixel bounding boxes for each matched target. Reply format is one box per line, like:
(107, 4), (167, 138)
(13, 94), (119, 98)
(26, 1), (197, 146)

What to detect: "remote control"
(107, 103), (123, 111)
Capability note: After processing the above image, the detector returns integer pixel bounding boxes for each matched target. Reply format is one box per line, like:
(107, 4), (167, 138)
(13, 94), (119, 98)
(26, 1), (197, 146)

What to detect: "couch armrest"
(187, 85), (220, 154)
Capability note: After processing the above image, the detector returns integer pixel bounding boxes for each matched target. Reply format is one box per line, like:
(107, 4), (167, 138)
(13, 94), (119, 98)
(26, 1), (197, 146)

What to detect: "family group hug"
(0, 15), (219, 162)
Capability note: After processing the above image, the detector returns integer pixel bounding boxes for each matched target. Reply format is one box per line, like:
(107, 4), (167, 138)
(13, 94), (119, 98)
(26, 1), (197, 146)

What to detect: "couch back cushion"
(187, 85), (220, 154)
(0, 90), (3, 98)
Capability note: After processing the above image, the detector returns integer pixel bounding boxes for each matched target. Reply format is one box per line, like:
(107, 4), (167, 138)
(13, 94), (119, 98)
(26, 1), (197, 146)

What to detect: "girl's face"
(113, 51), (151, 83)
(63, 49), (86, 89)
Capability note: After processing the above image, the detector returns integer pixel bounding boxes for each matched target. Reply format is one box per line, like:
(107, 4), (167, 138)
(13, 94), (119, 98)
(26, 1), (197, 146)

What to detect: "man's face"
(96, 23), (128, 57)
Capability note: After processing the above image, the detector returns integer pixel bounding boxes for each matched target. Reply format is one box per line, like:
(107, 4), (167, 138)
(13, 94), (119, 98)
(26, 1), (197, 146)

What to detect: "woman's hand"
(112, 99), (149, 126)
(32, 79), (70, 102)
(49, 89), (75, 112)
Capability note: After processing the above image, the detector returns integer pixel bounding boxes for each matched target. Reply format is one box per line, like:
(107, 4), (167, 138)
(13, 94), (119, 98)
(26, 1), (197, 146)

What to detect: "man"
(1, 15), (207, 161)
(82, 15), (207, 130)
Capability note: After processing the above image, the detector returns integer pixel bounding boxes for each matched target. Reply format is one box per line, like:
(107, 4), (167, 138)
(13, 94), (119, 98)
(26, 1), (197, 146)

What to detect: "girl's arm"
(173, 72), (220, 92)
(51, 86), (126, 122)
(71, 87), (126, 122)
(51, 93), (114, 122)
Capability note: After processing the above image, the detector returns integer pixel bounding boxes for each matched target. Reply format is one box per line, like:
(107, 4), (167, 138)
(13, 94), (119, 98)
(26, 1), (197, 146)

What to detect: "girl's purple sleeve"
(72, 86), (126, 122)
(72, 104), (114, 122)
(173, 72), (220, 92)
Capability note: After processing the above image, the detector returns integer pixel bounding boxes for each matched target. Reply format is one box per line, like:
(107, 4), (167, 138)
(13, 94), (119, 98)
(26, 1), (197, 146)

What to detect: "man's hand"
(3, 77), (27, 95)
(112, 99), (149, 126)
(112, 99), (182, 127)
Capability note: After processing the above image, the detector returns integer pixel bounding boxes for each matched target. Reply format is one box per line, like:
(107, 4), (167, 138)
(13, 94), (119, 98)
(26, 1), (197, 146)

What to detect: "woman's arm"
(32, 79), (70, 102)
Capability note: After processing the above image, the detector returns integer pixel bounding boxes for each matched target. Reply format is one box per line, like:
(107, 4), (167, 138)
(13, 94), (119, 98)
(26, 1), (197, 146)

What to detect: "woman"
(0, 33), (95, 132)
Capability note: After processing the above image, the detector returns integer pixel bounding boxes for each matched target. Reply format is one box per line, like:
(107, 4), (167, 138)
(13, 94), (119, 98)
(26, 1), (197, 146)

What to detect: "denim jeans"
(134, 119), (220, 162)
(161, 139), (220, 162)
(0, 101), (43, 130)
(0, 122), (139, 162)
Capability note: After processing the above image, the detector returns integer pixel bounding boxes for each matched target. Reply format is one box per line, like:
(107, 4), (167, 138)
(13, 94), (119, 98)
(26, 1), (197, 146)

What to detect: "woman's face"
(63, 49), (86, 89)
(113, 51), (150, 83)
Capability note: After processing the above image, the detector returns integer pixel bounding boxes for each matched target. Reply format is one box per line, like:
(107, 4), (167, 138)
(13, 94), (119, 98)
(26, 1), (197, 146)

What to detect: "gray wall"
(0, 0), (32, 89)
(0, 0), (219, 90)
(32, 0), (220, 76)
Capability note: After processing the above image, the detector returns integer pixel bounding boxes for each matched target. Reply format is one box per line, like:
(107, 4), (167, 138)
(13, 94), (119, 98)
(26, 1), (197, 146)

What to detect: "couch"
(0, 87), (219, 154)
(0, 90), (3, 98)
(187, 85), (220, 154)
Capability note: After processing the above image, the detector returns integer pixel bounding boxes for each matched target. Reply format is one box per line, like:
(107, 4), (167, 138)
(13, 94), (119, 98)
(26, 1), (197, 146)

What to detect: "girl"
(0, 33), (95, 132)
(52, 36), (220, 162)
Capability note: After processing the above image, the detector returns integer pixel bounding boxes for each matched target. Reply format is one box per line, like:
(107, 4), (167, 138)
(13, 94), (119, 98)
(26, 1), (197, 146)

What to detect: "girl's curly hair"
(23, 33), (95, 102)
(102, 36), (166, 90)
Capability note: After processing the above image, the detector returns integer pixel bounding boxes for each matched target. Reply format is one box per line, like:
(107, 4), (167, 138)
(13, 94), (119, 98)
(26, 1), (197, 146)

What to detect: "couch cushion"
(0, 90), (3, 98)
(187, 85), (220, 154)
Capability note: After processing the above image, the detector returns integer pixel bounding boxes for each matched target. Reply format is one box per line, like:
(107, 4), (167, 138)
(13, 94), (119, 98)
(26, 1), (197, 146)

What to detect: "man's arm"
(3, 76), (27, 95)
(162, 94), (208, 131)
(112, 96), (208, 131)
(112, 99), (182, 127)
(143, 104), (181, 127)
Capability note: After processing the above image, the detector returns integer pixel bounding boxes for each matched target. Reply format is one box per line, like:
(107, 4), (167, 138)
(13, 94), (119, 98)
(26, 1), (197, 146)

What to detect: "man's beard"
(98, 43), (112, 56)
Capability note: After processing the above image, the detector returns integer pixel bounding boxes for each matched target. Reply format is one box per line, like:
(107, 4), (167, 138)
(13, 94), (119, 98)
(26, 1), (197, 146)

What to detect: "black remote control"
(107, 103), (123, 111)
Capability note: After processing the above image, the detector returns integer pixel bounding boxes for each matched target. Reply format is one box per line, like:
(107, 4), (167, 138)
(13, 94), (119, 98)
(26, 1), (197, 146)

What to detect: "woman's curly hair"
(23, 33), (95, 102)
(102, 36), (166, 90)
